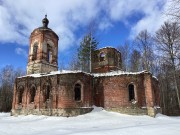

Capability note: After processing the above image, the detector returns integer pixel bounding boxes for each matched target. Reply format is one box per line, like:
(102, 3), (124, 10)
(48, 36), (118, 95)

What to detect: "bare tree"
(0, 65), (25, 112)
(166, 0), (180, 22)
(117, 41), (131, 71)
(134, 30), (155, 72)
(59, 59), (65, 71)
(68, 52), (81, 70)
(155, 21), (180, 108)
(130, 49), (141, 72)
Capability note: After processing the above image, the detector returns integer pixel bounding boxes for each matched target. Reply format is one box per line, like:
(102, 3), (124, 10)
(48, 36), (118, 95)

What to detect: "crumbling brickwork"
(93, 72), (160, 116)
(11, 16), (161, 117)
(12, 72), (93, 116)
(27, 15), (59, 74)
(91, 47), (122, 73)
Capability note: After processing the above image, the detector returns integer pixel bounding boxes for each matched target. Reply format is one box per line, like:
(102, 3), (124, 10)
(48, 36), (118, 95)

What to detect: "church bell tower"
(27, 15), (59, 74)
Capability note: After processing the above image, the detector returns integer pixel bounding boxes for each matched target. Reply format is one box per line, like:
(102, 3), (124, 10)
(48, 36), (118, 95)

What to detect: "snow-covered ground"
(0, 107), (180, 135)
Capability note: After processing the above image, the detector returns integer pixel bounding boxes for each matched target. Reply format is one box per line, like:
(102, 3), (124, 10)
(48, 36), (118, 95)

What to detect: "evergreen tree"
(78, 32), (98, 72)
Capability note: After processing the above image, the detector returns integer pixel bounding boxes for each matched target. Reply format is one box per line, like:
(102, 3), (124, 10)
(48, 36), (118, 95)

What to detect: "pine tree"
(78, 32), (98, 72)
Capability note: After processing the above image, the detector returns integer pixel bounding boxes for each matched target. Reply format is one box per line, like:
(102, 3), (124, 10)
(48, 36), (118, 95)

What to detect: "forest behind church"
(0, 0), (180, 115)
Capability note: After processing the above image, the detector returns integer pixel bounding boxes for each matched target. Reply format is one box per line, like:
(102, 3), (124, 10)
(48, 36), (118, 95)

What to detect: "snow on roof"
(97, 46), (121, 54)
(152, 76), (158, 81)
(18, 70), (91, 78)
(98, 46), (116, 50)
(18, 70), (158, 81)
(93, 70), (149, 77)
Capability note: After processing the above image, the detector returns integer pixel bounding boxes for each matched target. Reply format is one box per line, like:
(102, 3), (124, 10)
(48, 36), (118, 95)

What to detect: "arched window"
(47, 49), (51, 62)
(30, 87), (36, 103)
(74, 84), (81, 101)
(18, 87), (24, 104)
(128, 84), (135, 101)
(100, 52), (105, 61)
(45, 85), (50, 101)
(47, 44), (52, 63)
(33, 44), (38, 60)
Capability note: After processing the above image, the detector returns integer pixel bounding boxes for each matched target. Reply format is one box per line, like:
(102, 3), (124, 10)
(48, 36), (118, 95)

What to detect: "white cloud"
(0, 0), (169, 51)
(0, 0), (101, 51)
(103, 0), (169, 38)
(15, 48), (28, 57)
(129, 0), (169, 38)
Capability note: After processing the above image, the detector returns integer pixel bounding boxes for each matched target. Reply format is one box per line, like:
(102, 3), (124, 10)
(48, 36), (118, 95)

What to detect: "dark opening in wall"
(128, 84), (135, 101)
(47, 49), (51, 63)
(30, 87), (36, 103)
(46, 85), (50, 101)
(18, 87), (24, 104)
(47, 44), (52, 63)
(74, 84), (81, 101)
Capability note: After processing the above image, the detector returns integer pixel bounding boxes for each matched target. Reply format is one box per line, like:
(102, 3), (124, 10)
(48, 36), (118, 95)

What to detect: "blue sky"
(0, 0), (169, 70)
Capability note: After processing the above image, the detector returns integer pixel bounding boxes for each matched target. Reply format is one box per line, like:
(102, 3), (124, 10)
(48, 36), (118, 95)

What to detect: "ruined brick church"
(12, 16), (160, 117)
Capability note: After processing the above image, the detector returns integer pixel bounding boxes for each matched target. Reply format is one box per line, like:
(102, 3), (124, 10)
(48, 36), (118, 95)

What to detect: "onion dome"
(42, 14), (49, 28)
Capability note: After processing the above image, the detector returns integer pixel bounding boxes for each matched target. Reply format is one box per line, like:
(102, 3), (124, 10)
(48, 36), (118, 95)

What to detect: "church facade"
(11, 16), (161, 117)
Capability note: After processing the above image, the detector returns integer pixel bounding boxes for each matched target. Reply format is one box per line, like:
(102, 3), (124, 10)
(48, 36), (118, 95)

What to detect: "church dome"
(31, 15), (59, 39)
(42, 15), (49, 28)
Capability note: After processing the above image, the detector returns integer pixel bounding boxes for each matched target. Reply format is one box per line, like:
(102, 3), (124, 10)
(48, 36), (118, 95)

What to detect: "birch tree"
(130, 49), (141, 72)
(134, 30), (155, 72)
(117, 41), (130, 71)
(155, 21), (180, 108)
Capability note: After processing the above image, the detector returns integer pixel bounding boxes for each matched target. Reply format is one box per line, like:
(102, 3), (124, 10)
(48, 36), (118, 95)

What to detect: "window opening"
(100, 52), (105, 61)
(45, 85), (50, 101)
(47, 49), (51, 62)
(30, 87), (36, 103)
(47, 44), (52, 63)
(18, 88), (24, 104)
(33, 45), (38, 60)
(128, 84), (135, 101)
(74, 84), (81, 101)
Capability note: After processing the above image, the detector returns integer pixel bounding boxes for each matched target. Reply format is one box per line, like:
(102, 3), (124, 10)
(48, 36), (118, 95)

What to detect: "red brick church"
(11, 16), (161, 117)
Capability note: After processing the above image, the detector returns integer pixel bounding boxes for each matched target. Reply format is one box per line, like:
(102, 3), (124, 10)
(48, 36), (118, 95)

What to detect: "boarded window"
(74, 84), (81, 101)
(128, 84), (135, 101)
(30, 87), (36, 103)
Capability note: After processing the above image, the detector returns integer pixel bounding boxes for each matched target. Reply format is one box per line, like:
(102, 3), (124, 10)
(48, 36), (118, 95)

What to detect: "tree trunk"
(173, 69), (180, 108)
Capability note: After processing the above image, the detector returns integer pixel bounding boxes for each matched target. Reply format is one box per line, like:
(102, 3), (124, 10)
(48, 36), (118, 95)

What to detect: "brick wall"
(12, 73), (93, 116)
(92, 47), (122, 73)
(12, 72), (160, 117)
(27, 28), (58, 74)
(94, 74), (146, 108)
